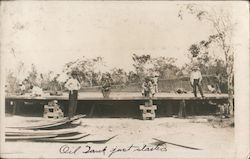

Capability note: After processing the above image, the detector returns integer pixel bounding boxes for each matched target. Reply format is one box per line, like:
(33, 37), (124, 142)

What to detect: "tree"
(127, 71), (140, 83)
(26, 64), (38, 86)
(132, 54), (151, 81)
(110, 68), (127, 85)
(189, 44), (200, 58)
(6, 71), (19, 93)
(151, 57), (180, 79)
(132, 54), (181, 80)
(63, 56), (105, 87)
(179, 4), (235, 115)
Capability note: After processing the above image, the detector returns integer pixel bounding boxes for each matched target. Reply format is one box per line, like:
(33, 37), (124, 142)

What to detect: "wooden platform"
(5, 92), (228, 101)
(5, 92), (229, 118)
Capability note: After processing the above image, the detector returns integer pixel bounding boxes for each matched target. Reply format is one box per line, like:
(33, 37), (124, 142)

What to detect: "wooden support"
(142, 112), (155, 120)
(140, 99), (157, 120)
(178, 100), (186, 118)
(10, 101), (18, 115)
(89, 104), (95, 117)
(190, 101), (195, 116)
(43, 101), (64, 119)
(166, 102), (173, 117)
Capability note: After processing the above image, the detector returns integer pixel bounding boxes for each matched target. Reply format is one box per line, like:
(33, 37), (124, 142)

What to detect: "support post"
(140, 99), (157, 120)
(178, 100), (186, 118)
(11, 101), (17, 115)
(89, 104), (96, 117)
(166, 102), (173, 117)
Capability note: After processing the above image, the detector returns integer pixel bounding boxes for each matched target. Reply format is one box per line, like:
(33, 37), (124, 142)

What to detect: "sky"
(1, 1), (239, 78)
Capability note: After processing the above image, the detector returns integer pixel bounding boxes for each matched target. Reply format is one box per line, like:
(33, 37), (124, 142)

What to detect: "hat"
(145, 76), (151, 81)
(153, 72), (160, 77)
(192, 66), (199, 70)
(71, 71), (78, 76)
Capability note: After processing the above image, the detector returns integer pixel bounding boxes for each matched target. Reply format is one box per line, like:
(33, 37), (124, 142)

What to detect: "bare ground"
(2, 115), (235, 158)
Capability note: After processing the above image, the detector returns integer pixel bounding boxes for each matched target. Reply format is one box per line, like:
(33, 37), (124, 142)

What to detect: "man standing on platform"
(101, 73), (112, 98)
(142, 77), (155, 98)
(151, 73), (159, 94)
(190, 66), (204, 98)
(65, 71), (81, 118)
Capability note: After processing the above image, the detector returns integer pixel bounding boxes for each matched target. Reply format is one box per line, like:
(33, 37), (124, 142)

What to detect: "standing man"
(151, 73), (159, 93)
(65, 71), (81, 118)
(142, 77), (155, 98)
(190, 66), (204, 98)
(101, 73), (112, 98)
(215, 71), (222, 94)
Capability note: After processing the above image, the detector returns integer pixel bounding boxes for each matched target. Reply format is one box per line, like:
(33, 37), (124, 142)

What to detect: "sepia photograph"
(0, 1), (249, 158)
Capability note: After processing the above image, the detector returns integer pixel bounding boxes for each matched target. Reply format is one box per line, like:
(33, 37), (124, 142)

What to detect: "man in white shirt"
(190, 66), (204, 98)
(142, 77), (155, 98)
(151, 73), (159, 93)
(30, 85), (44, 97)
(65, 71), (81, 118)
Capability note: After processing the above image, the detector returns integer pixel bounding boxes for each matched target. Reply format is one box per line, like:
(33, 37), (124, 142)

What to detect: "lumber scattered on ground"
(32, 135), (117, 144)
(5, 114), (116, 143)
(7, 114), (86, 130)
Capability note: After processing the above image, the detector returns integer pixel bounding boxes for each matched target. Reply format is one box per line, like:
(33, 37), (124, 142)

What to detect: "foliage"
(26, 64), (38, 86)
(132, 54), (151, 80)
(132, 53), (181, 81)
(110, 68), (128, 85)
(5, 71), (19, 93)
(63, 56), (105, 87)
(178, 4), (234, 114)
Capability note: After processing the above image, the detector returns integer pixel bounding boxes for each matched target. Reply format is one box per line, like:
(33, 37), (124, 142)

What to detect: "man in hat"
(142, 77), (155, 98)
(18, 81), (26, 95)
(101, 73), (112, 98)
(65, 71), (81, 118)
(30, 85), (44, 97)
(190, 66), (204, 98)
(151, 73), (159, 93)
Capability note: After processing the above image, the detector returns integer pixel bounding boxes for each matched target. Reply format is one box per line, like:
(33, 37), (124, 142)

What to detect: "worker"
(64, 71), (81, 118)
(190, 66), (204, 98)
(151, 73), (159, 93)
(142, 77), (155, 98)
(18, 81), (26, 95)
(207, 84), (216, 93)
(30, 85), (44, 97)
(215, 72), (222, 94)
(101, 73), (112, 98)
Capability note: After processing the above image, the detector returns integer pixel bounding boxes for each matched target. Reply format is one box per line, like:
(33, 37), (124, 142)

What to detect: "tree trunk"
(227, 69), (234, 115)
(226, 56), (234, 115)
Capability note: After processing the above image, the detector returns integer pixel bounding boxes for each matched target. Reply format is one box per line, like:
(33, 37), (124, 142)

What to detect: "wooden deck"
(5, 92), (228, 101)
(5, 92), (229, 118)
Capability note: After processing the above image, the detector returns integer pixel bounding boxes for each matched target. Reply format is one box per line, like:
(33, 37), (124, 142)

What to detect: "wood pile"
(6, 114), (116, 143)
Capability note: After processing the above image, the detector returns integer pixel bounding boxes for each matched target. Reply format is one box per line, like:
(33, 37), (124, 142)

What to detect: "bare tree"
(178, 4), (235, 115)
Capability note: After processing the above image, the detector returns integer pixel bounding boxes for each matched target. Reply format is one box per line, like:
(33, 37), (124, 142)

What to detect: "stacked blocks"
(44, 100), (64, 119)
(140, 100), (157, 120)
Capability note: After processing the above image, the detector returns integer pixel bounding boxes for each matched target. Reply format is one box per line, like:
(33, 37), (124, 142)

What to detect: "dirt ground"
(2, 115), (235, 158)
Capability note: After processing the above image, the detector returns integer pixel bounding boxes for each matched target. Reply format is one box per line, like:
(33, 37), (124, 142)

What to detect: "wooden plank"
(6, 128), (81, 136)
(51, 133), (89, 140)
(152, 138), (202, 150)
(139, 105), (157, 110)
(33, 135), (117, 143)
(7, 114), (86, 130)
(142, 113), (155, 117)
(6, 134), (57, 141)
(5, 92), (229, 101)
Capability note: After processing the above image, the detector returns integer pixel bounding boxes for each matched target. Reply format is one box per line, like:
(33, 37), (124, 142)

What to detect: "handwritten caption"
(59, 144), (168, 157)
